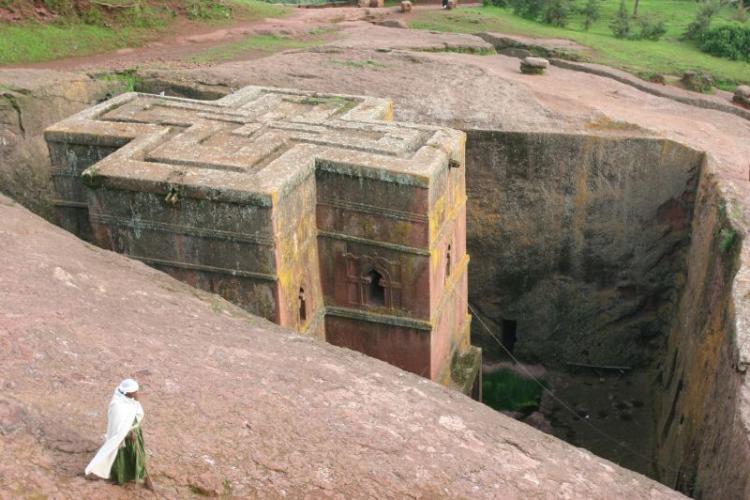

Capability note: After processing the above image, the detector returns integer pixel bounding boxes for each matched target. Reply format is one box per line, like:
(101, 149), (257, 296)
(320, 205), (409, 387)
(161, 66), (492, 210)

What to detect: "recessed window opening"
(502, 319), (518, 354)
(298, 287), (307, 322)
(446, 244), (452, 281)
(368, 270), (385, 306)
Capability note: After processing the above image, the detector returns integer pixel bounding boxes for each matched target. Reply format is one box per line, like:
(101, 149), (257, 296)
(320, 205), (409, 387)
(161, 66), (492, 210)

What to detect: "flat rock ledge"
(0, 195), (685, 498)
(521, 57), (549, 75)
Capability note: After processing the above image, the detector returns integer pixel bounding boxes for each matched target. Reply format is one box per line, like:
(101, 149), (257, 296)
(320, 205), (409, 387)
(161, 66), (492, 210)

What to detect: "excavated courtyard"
(2, 9), (750, 499)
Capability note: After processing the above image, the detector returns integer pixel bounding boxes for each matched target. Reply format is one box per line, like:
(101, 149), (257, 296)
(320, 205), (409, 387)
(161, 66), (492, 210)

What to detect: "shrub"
(482, 369), (544, 414)
(580, 0), (600, 31)
(637, 17), (667, 40)
(186, 0), (232, 20)
(543, 0), (571, 26)
(681, 70), (715, 92)
(43, 0), (75, 16)
(484, 0), (509, 7)
(511, 0), (545, 19)
(700, 24), (750, 61)
(609, 0), (631, 39)
(719, 228), (737, 253)
(82, 5), (106, 26)
(684, 0), (720, 41)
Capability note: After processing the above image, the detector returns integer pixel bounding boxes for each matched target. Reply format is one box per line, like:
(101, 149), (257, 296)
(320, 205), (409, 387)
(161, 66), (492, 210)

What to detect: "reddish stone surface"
(0, 194), (684, 498)
(325, 316), (432, 376)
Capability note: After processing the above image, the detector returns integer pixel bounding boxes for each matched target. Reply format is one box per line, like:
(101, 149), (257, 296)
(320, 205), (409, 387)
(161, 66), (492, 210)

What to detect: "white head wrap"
(117, 378), (139, 395)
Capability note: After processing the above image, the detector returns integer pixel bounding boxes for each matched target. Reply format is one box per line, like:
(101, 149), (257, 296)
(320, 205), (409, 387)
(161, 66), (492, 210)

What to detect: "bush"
(82, 5), (106, 26)
(720, 228), (737, 253)
(482, 369), (545, 414)
(43, 0), (76, 16)
(609, 0), (631, 39)
(684, 0), (720, 40)
(700, 24), (750, 61)
(484, 0), (509, 7)
(186, 0), (232, 20)
(511, 0), (545, 19)
(681, 70), (715, 92)
(580, 0), (600, 31)
(637, 17), (667, 40)
(543, 0), (571, 27)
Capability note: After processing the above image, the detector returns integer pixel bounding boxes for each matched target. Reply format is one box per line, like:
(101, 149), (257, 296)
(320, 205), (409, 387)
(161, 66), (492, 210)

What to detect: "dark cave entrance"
(501, 319), (518, 354)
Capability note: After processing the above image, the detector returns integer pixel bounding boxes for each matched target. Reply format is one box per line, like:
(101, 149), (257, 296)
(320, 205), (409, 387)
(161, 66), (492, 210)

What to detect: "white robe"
(85, 390), (145, 478)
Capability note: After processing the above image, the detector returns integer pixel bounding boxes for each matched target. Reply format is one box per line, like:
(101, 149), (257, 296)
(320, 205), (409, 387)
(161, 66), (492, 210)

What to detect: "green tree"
(737, 0), (747, 22)
(610, 0), (631, 38)
(684, 0), (720, 40)
(543, 0), (572, 26)
(581, 0), (600, 30)
(511, 0), (545, 19)
(637, 16), (667, 40)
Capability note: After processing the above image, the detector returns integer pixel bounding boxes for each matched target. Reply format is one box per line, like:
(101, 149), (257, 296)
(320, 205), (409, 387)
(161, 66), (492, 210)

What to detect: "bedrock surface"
(0, 195), (683, 498)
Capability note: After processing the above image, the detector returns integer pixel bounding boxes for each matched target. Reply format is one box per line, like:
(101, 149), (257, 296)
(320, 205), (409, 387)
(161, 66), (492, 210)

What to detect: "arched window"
(367, 269), (385, 306)
(446, 244), (452, 280)
(298, 287), (307, 322)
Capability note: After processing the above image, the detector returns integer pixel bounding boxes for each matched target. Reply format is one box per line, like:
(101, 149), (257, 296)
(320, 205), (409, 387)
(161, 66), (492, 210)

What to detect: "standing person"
(85, 379), (154, 491)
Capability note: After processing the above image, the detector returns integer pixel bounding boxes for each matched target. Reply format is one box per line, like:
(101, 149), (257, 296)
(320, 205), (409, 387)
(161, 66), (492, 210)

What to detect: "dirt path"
(9, 6), (379, 72)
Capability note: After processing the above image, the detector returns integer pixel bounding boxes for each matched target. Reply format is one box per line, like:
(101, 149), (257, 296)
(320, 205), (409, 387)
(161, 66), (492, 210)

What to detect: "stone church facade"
(45, 86), (480, 394)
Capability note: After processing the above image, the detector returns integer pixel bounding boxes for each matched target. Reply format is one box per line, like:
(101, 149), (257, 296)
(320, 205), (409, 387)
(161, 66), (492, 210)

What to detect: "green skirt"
(110, 422), (148, 485)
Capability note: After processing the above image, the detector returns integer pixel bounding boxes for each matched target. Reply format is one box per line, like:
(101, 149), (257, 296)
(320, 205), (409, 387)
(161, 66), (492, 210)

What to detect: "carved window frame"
(343, 252), (402, 309)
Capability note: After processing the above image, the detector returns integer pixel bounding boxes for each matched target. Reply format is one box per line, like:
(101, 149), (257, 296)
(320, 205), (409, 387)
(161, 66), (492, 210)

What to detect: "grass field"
(410, 1), (750, 89)
(0, 24), (148, 65)
(0, 0), (290, 66)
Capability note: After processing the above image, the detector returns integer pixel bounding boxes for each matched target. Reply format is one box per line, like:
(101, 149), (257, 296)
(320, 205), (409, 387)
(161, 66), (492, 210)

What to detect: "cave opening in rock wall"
(465, 130), (707, 483)
(501, 319), (518, 354)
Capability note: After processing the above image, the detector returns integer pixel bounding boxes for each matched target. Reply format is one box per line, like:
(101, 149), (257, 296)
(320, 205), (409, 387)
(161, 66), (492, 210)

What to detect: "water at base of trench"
(484, 362), (658, 479)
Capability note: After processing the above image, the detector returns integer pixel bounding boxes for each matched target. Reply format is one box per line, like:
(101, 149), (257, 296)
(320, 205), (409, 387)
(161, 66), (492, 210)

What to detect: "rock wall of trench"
(465, 129), (750, 499)
(465, 130), (703, 367)
(0, 70), (124, 219)
(654, 166), (750, 499)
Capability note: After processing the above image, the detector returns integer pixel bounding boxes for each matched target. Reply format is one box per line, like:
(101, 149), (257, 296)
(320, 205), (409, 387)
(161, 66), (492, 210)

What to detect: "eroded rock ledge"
(0, 195), (681, 498)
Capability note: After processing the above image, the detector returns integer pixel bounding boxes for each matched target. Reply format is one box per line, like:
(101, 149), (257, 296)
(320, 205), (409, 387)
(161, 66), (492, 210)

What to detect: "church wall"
(315, 169), (430, 248)
(47, 141), (121, 242)
(315, 169), (432, 320)
(272, 171), (326, 338)
(324, 315), (432, 376)
(85, 186), (280, 321)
